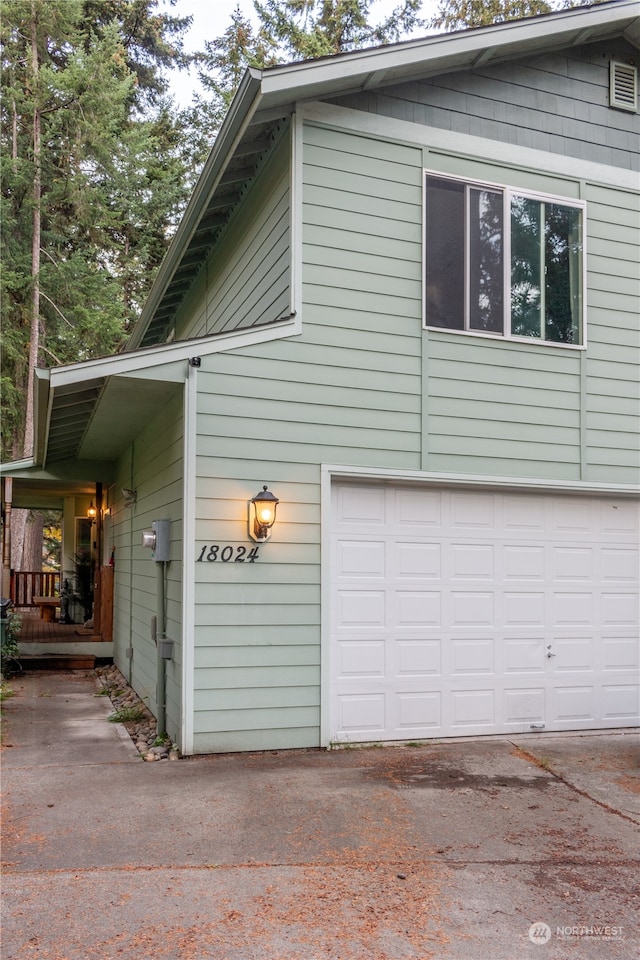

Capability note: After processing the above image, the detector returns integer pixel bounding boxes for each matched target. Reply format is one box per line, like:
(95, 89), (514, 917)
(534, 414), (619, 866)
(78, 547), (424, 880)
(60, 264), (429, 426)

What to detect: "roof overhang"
(127, 0), (639, 351)
(0, 316), (298, 477)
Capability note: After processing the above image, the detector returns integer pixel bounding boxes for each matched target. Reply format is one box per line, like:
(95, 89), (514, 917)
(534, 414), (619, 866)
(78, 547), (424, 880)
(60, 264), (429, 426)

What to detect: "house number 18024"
(196, 544), (260, 563)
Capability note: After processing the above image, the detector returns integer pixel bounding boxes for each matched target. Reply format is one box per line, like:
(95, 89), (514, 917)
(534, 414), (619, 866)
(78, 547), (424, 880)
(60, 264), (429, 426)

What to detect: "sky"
(165, 0), (440, 106)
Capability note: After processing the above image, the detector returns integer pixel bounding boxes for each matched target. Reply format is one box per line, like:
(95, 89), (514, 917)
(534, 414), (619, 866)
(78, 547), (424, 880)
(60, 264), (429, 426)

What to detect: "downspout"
(156, 559), (167, 737)
(127, 444), (135, 685)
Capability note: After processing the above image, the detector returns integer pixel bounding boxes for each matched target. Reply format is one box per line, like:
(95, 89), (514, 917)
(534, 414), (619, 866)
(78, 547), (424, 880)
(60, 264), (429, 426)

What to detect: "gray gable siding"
(332, 40), (639, 171)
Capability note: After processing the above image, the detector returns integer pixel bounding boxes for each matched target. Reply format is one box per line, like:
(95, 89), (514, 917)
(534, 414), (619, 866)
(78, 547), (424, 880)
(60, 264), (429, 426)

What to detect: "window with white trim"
(424, 173), (584, 345)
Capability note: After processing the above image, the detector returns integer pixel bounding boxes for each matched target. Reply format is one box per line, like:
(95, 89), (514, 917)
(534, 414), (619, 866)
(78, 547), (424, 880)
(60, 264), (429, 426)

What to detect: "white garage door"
(330, 482), (640, 743)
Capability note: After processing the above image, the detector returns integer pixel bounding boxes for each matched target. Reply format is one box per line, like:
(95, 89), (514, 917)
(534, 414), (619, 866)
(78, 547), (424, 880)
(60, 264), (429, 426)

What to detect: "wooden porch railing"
(10, 571), (60, 607)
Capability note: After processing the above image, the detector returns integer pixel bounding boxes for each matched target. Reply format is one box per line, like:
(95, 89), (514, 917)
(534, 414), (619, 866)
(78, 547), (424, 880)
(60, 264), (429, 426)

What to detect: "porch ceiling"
(74, 376), (182, 463)
(7, 476), (96, 511)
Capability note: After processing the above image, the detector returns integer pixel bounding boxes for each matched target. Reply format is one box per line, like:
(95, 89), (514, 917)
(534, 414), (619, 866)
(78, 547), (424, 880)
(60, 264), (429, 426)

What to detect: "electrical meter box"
(141, 519), (171, 562)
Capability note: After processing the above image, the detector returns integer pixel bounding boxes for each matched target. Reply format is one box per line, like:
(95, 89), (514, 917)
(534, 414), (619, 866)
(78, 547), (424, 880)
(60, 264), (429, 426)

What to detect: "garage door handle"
(546, 645), (556, 658)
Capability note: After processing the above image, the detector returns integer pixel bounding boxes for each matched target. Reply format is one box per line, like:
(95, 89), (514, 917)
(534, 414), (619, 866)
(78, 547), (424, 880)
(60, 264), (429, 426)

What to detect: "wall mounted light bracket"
(248, 485), (279, 542)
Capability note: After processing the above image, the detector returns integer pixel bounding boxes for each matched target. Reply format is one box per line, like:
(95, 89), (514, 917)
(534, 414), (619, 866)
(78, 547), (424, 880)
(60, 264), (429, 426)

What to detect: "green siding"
(112, 387), (184, 742)
(187, 100), (638, 753)
(584, 183), (640, 483)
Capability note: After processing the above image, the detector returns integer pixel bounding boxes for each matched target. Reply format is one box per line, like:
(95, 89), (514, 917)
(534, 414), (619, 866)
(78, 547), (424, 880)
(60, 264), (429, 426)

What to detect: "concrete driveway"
(1, 671), (638, 960)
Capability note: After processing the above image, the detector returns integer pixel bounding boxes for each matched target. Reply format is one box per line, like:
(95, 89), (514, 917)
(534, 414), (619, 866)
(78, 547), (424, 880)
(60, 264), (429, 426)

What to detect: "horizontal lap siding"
(585, 184), (640, 483)
(191, 127), (423, 752)
(426, 335), (583, 478)
(112, 389), (183, 742)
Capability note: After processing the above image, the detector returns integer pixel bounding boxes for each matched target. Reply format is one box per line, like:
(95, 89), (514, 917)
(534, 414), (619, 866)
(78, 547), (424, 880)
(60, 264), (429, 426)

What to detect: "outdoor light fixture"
(87, 501), (97, 522)
(249, 485), (279, 542)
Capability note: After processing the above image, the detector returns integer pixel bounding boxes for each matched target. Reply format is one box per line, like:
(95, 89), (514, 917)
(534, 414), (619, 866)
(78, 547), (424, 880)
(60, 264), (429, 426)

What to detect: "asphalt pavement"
(1, 670), (639, 960)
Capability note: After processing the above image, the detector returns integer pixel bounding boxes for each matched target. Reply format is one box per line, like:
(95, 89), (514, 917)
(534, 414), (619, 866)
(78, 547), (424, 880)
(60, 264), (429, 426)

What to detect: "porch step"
(18, 653), (97, 671)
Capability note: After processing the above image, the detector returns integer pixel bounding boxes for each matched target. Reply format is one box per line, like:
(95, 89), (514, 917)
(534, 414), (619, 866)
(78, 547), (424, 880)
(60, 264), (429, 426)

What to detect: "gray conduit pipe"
(156, 559), (167, 737)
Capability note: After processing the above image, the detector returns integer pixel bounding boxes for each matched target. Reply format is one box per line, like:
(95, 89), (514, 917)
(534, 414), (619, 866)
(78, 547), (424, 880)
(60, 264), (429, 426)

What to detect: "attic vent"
(610, 61), (637, 112)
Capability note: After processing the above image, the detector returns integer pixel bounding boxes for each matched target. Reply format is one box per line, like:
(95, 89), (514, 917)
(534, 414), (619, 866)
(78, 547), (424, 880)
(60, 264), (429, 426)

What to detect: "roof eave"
(258, 0), (640, 101)
(127, 69), (264, 352)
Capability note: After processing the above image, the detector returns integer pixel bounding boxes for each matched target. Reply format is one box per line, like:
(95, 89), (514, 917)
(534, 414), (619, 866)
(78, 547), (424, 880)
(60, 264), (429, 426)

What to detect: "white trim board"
(46, 317), (301, 389)
(321, 465), (640, 498)
(181, 362), (198, 756)
(299, 102), (639, 194)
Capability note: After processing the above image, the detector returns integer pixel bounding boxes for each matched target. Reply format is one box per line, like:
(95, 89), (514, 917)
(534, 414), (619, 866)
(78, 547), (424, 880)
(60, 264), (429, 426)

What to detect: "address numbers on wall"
(196, 544), (260, 563)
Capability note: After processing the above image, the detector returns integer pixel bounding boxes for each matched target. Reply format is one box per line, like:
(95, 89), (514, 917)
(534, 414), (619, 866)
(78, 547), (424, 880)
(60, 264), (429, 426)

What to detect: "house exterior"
(2, 1), (639, 755)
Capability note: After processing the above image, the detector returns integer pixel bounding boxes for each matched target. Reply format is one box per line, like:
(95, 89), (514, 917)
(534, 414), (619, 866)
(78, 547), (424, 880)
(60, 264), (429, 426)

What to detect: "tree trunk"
(24, 2), (42, 461)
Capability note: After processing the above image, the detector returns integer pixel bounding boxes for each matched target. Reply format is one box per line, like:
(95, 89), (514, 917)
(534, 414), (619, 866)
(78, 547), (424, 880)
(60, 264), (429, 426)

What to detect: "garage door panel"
(337, 485), (386, 524)
(503, 497), (547, 532)
(395, 691), (442, 730)
(395, 639), (442, 676)
(601, 547), (639, 581)
(504, 637), (545, 674)
(553, 592), (594, 626)
(552, 685), (595, 722)
(330, 482), (640, 742)
(504, 687), (546, 724)
(601, 684), (639, 720)
(450, 592), (494, 626)
(450, 689), (496, 727)
(336, 540), (386, 578)
(337, 640), (386, 677)
(503, 592), (546, 626)
(552, 546), (595, 580)
(451, 638), (495, 675)
(450, 492), (495, 529)
(451, 543), (495, 579)
(395, 590), (441, 625)
(601, 591), (639, 625)
(599, 500), (639, 536)
(602, 636), (640, 671)
(552, 636), (594, 672)
(503, 545), (546, 580)
(393, 487), (443, 527)
(396, 541), (441, 578)
(336, 590), (385, 626)
(336, 693), (386, 734)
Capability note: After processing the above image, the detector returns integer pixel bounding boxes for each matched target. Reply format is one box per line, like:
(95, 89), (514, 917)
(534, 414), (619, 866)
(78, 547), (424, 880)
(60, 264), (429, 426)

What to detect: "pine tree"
(0, 1), (192, 464)
(429, 0), (598, 32)
(255, 0), (424, 59)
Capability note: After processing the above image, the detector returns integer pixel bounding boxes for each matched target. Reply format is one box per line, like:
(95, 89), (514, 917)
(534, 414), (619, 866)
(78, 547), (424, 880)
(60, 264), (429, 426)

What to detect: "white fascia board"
(48, 317), (299, 389)
(261, 2), (638, 99)
(127, 71), (264, 351)
(300, 101), (640, 193)
(181, 361), (198, 757)
(321, 464), (640, 498)
(0, 457), (37, 477)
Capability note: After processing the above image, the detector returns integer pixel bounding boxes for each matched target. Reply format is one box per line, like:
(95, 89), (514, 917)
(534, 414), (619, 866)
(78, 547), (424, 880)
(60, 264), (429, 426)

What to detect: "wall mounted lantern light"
(249, 485), (279, 542)
(87, 501), (97, 522)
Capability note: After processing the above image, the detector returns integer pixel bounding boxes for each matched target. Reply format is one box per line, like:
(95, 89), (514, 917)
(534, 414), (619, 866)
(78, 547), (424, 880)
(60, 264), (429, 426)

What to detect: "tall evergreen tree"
(429, 0), (599, 32)
(0, 0), (192, 465)
(180, 4), (274, 182)
(255, 0), (424, 59)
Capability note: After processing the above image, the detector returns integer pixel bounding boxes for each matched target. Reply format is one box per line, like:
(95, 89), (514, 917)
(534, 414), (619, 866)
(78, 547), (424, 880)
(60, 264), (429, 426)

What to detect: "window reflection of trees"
(470, 188), (503, 333)
(511, 198), (582, 343)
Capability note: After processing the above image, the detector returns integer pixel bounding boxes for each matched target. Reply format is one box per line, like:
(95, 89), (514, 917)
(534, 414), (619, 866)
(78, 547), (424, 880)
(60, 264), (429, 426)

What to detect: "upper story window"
(424, 173), (585, 346)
